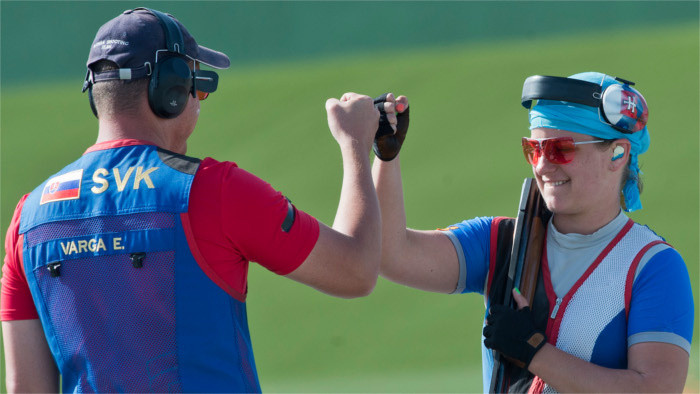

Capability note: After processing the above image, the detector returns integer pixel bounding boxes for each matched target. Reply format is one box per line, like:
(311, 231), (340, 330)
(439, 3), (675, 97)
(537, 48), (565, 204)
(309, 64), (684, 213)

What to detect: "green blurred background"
(1, 1), (697, 392)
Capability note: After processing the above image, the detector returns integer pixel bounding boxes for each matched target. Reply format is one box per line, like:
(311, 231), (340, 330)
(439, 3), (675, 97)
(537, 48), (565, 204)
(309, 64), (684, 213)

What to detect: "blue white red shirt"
(441, 215), (694, 392)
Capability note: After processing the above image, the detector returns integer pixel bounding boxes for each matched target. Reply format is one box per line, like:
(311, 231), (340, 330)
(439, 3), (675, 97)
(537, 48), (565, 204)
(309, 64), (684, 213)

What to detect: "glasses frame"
(522, 137), (605, 165)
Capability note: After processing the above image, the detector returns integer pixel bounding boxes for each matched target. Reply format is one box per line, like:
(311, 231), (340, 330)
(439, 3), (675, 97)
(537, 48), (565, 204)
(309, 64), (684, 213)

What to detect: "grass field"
(1, 15), (698, 393)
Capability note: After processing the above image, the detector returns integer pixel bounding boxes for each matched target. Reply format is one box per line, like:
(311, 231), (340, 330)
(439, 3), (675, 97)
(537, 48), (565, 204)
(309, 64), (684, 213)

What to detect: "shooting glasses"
(522, 137), (605, 165)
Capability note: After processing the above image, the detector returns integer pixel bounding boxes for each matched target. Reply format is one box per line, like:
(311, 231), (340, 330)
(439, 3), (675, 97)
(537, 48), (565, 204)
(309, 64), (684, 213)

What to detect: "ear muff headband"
(521, 75), (648, 134)
(144, 8), (185, 55)
(522, 76), (601, 108)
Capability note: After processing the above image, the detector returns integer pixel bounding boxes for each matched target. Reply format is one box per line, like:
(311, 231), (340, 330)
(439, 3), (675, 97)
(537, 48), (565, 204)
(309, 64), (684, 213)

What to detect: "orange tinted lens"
(522, 138), (541, 165)
(545, 138), (575, 164)
(197, 90), (209, 101)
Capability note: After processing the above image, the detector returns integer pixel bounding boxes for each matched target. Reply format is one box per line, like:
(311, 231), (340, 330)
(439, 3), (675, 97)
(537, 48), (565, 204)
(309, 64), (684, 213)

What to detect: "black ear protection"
(143, 8), (193, 119)
(84, 8), (198, 119)
(521, 75), (649, 134)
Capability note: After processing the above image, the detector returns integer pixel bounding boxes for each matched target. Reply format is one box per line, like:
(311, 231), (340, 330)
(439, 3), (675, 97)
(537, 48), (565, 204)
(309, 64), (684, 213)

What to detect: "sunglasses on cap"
(522, 137), (605, 165)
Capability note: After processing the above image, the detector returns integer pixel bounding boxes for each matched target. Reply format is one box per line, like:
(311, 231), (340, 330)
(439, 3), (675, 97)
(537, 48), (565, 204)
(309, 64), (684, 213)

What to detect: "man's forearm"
(333, 145), (381, 263)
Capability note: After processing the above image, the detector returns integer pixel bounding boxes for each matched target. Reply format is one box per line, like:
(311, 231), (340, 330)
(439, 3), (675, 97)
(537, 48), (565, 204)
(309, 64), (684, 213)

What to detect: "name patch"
(59, 236), (125, 256)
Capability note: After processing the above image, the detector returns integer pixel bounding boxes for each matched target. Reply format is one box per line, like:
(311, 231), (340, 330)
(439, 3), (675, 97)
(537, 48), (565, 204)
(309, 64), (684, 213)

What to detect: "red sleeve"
(188, 158), (319, 296)
(1, 194), (39, 321)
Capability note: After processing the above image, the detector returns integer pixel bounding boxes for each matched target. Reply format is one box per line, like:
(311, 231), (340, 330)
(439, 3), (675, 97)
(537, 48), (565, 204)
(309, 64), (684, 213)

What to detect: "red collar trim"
(84, 139), (158, 154)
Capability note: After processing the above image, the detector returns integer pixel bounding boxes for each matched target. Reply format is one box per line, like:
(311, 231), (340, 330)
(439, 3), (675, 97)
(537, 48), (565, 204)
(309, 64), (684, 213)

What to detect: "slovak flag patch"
(40, 169), (83, 204)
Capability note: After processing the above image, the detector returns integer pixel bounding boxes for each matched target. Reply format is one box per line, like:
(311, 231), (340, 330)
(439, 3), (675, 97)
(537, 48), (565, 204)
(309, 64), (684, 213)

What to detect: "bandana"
(528, 72), (650, 212)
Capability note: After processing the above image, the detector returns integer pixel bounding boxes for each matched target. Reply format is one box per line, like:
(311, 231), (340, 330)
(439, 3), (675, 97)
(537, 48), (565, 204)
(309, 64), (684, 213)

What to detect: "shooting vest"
(19, 143), (261, 393)
(487, 217), (666, 393)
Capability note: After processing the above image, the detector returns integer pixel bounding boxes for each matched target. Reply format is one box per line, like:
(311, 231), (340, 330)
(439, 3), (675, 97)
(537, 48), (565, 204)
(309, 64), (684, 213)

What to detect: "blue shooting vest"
(19, 143), (261, 393)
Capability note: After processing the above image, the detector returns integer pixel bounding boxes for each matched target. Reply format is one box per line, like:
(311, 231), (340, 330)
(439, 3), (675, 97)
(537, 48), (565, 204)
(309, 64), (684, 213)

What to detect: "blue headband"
(528, 72), (650, 212)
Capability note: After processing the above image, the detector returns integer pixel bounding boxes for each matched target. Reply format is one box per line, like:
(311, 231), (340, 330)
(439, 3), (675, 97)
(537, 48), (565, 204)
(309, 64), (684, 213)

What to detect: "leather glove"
(483, 305), (546, 369)
(373, 93), (409, 161)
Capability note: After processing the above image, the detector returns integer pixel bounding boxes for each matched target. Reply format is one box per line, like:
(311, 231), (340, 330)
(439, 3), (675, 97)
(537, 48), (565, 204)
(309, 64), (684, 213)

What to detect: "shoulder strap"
(486, 217), (515, 305)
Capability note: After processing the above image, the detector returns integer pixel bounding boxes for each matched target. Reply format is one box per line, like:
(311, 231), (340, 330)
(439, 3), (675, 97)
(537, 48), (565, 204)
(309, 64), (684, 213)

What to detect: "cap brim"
(197, 45), (230, 69)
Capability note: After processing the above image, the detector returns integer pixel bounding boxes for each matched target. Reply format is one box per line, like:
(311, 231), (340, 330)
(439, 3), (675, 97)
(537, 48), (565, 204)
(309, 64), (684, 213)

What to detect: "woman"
(373, 72), (693, 392)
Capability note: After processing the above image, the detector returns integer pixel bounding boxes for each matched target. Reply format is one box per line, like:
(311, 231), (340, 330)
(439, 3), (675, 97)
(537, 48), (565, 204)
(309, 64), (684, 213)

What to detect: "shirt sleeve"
(440, 216), (493, 295)
(195, 158), (320, 276)
(627, 247), (694, 353)
(1, 194), (39, 321)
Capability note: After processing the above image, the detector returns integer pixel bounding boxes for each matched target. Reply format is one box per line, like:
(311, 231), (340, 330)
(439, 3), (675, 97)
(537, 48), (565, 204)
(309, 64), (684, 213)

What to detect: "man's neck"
(95, 115), (184, 154)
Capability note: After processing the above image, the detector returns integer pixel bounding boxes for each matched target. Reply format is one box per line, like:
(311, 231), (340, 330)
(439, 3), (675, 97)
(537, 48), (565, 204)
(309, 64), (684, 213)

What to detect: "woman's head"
(526, 128), (631, 226)
(526, 72), (650, 212)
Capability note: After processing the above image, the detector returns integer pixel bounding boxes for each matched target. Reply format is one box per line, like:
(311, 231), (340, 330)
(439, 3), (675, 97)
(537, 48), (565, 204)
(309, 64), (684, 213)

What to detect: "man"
(1, 8), (398, 392)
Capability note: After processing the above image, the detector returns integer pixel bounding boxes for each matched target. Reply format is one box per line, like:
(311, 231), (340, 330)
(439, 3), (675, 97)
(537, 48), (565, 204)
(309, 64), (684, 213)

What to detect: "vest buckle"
(130, 252), (146, 268)
(47, 262), (61, 278)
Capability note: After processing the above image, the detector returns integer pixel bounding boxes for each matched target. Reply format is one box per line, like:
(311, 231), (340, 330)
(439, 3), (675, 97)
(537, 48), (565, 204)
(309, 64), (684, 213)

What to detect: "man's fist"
(326, 93), (379, 149)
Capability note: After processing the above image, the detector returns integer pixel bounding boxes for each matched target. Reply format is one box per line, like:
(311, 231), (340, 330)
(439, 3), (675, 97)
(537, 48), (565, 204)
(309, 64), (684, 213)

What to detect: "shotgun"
(489, 178), (546, 393)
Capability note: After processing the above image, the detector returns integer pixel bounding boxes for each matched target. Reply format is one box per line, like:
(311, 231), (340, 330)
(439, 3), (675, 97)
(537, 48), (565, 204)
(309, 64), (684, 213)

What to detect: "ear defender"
(148, 55), (192, 118)
(612, 146), (625, 161)
(145, 8), (193, 119)
(521, 75), (649, 134)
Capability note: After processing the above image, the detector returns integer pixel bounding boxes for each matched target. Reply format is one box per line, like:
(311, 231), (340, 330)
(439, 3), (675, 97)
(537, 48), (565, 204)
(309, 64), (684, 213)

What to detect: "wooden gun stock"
(520, 187), (545, 306)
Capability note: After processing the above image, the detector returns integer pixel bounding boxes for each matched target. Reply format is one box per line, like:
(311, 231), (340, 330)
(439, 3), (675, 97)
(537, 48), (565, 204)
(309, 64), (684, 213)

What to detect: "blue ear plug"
(612, 146), (625, 161)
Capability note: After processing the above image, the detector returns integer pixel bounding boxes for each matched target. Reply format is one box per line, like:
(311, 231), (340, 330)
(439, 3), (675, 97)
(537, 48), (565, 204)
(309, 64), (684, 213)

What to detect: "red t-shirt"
(1, 140), (320, 320)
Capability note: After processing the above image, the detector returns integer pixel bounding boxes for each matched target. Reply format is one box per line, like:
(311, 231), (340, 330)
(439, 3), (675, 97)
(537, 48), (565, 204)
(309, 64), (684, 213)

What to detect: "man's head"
(522, 71), (650, 212)
(84, 8), (230, 119)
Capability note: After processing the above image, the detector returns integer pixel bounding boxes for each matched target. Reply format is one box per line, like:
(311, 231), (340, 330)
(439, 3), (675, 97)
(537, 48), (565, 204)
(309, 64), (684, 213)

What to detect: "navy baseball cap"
(84, 8), (229, 86)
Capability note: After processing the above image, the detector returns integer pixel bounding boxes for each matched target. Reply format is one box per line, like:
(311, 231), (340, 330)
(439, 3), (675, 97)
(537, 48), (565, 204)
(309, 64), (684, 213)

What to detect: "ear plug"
(612, 146), (625, 161)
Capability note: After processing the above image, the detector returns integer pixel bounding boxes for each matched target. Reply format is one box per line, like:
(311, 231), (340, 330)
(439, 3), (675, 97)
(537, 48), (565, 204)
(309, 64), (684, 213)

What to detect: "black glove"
(373, 93), (409, 161)
(483, 305), (546, 369)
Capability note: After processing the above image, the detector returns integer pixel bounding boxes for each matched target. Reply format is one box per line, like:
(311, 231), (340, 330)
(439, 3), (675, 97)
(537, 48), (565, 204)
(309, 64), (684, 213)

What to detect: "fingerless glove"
(373, 93), (409, 161)
(483, 305), (546, 369)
